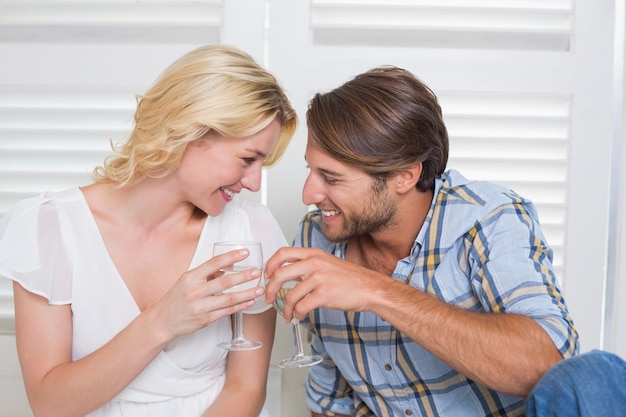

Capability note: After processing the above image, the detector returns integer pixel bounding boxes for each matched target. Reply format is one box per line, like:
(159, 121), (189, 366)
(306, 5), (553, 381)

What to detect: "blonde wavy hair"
(93, 44), (298, 186)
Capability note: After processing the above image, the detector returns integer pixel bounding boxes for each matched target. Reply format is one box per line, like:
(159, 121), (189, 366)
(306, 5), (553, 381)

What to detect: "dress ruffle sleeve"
(0, 192), (74, 305)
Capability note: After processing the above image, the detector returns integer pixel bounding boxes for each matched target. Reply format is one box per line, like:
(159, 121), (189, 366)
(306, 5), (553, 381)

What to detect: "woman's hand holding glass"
(212, 241), (265, 350)
(148, 244), (263, 342)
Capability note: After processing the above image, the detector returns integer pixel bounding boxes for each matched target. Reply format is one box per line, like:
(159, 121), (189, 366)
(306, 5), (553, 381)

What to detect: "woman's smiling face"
(174, 120), (281, 216)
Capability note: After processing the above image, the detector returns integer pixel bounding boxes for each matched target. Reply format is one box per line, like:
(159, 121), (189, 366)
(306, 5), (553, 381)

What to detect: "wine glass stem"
(291, 318), (306, 357)
(233, 312), (245, 341)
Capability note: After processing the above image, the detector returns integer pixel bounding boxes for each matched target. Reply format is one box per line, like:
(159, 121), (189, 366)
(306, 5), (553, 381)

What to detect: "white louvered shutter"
(0, 0), (227, 333)
(266, 0), (613, 353)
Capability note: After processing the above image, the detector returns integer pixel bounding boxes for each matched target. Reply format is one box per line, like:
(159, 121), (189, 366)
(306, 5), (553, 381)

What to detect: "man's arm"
(372, 278), (562, 397)
(265, 247), (565, 398)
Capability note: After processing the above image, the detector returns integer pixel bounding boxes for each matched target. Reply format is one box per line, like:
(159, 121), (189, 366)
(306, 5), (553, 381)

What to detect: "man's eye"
(323, 176), (337, 185)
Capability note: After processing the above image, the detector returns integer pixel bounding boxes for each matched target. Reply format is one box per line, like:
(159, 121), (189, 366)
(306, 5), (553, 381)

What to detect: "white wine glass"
(273, 279), (323, 368)
(213, 241), (264, 351)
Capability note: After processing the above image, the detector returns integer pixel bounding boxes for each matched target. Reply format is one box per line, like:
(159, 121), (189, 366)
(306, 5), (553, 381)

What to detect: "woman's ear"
(393, 163), (423, 194)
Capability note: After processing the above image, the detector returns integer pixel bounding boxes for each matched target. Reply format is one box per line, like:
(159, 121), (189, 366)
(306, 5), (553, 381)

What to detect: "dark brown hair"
(307, 66), (448, 191)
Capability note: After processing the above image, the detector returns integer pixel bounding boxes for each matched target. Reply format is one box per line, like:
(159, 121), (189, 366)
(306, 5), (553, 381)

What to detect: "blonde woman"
(0, 44), (297, 417)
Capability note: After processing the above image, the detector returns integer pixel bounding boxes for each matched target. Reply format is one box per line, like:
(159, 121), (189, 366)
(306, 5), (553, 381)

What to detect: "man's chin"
(320, 224), (354, 243)
(320, 226), (344, 243)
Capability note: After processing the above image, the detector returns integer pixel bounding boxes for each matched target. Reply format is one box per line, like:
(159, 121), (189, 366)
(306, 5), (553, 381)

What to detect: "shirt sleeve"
(0, 193), (73, 304)
(467, 198), (579, 358)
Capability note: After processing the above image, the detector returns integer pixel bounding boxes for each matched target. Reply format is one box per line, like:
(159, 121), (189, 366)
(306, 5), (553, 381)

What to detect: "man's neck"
(347, 188), (434, 274)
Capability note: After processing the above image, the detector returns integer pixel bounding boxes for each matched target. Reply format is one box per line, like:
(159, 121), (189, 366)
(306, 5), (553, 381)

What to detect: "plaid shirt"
(295, 169), (578, 417)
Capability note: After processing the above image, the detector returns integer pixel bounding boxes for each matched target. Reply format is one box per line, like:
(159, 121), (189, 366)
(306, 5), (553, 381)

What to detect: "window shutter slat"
(0, 0), (223, 43)
(0, 88), (136, 215)
(312, 0), (573, 50)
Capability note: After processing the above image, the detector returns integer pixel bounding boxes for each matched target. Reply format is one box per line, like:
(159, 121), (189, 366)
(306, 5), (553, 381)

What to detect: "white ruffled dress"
(0, 188), (287, 417)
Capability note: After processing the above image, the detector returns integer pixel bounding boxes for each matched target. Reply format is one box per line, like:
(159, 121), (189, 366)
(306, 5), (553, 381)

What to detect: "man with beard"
(265, 66), (581, 417)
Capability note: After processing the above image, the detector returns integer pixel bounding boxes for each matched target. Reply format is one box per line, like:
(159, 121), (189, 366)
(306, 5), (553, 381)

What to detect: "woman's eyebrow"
(245, 147), (268, 158)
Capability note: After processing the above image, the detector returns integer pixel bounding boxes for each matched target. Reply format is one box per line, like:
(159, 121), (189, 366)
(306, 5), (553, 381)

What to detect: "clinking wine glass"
(213, 241), (264, 351)
(273, 279), (323, 368)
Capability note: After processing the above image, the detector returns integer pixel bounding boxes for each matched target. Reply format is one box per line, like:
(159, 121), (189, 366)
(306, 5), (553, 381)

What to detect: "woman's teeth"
(221, 187), (235, 198)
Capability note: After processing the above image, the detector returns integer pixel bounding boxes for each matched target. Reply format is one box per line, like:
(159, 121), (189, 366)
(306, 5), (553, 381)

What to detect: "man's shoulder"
(433, 170), (541, 234)
(439, 169), (530, 209)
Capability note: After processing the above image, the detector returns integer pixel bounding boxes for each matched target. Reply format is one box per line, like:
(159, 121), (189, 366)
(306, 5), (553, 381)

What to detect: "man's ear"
(393, 163), (422, 194)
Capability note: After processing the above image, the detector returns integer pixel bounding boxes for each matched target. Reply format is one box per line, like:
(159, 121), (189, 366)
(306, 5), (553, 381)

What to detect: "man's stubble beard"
(321, 178), (397, 243)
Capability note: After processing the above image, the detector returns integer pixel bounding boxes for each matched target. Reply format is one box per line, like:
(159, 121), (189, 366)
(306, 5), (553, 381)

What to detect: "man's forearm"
(372, 279), (563, 397)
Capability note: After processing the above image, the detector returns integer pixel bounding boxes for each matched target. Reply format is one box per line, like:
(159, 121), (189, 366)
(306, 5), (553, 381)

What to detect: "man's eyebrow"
(304, 154), (343, 177)
(315, 166), (344, 178)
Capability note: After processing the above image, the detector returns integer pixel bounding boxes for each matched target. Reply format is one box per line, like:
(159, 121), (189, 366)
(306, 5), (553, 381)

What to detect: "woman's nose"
(241, 166), (262, 192)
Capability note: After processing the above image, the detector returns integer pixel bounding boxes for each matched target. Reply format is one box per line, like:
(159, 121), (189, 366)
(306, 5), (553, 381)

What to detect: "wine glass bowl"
(271, 279), (297, 313)
(213, 241), (264, 351)
(273, 279), (323, 368)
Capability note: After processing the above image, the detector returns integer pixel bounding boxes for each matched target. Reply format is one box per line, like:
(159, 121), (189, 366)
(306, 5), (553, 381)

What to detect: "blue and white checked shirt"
(295, 170), (579, 417)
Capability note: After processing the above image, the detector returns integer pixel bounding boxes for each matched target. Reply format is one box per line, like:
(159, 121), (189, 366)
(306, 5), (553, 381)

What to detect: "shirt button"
(405, 410), (413, 415)
(384, 364), (392, 371)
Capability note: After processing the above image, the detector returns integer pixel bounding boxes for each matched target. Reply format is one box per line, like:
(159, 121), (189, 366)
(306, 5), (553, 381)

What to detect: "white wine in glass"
(213, 241), (263, 351)
(273, 279), (323, 368)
